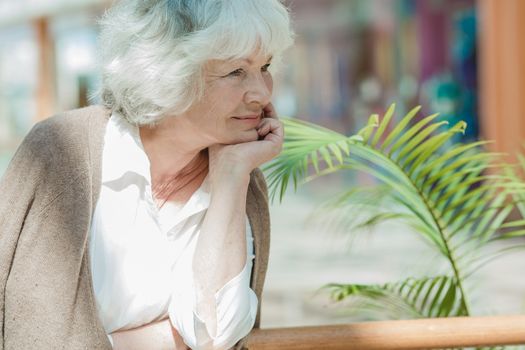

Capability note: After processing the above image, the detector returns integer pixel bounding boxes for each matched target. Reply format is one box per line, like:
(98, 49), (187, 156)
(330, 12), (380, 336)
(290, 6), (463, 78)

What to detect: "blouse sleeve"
(168, 217), (257, 350)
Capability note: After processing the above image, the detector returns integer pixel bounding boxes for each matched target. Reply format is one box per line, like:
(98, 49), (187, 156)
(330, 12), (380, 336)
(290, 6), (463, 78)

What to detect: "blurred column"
(478, 0), (525, 159)
(34, 17), (56, 121)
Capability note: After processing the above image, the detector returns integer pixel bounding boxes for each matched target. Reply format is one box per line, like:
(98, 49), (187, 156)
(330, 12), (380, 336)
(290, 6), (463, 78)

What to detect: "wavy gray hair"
(98, 0), (295, 125)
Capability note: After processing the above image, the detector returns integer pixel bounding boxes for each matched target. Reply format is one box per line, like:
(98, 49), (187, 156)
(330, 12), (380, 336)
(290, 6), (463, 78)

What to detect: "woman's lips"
(232, 114), (260, 120)
(232, 114), (261, 126)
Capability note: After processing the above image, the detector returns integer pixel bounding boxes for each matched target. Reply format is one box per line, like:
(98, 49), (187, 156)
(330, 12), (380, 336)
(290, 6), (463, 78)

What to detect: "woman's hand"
(208, 103), (283, 184)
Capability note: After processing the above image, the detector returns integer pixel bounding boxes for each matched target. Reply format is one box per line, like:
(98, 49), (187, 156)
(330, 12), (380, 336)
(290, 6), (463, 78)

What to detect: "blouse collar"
(101, 111), (152, 185)
(101, 111), (211, 226)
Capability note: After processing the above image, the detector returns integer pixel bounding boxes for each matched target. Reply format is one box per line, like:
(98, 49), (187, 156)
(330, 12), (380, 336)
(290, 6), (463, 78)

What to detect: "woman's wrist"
(209, 164), (251, 191)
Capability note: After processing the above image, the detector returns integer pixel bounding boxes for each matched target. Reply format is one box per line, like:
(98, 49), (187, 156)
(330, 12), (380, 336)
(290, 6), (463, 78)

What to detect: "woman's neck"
(139, 117), (210, 208)
(139, 112), (212, 173)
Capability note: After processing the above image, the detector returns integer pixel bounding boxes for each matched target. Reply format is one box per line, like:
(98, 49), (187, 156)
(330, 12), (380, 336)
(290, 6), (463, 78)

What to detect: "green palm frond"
(504, 149), (525, 219)
(517, 152), (525, 217)
(325, 276), (467, 319)
(266, 104), (525, 319)
(264, 118), (362, 202)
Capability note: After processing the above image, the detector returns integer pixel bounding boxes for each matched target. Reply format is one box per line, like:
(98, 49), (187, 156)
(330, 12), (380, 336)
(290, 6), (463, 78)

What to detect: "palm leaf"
(263, 117), (361, 202)
(324, 276), (467, 319)
(505, 149), (525, 219)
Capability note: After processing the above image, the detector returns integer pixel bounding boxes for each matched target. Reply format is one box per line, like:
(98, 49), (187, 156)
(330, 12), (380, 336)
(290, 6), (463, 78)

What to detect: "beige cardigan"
(0, 106), (270, 350)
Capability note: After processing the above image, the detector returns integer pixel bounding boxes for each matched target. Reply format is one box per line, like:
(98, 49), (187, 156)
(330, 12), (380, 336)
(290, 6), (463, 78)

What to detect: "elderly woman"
(0, 1), (294, 349)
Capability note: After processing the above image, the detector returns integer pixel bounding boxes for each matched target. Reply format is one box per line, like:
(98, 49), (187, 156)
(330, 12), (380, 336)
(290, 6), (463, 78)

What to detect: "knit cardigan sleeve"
(0, 124), (47, 350)
(0, 107), (110, 350)
(234, 168), (271, 350)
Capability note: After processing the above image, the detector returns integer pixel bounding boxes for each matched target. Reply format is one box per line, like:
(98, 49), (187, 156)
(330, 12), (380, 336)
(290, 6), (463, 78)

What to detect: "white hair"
(97, 0), (295, 125)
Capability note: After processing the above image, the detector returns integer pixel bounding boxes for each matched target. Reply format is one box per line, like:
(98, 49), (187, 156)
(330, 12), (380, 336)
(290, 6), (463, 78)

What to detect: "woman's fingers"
(261, 102), (283, 142)
(256, 119), (271, 137)
(257, 118), (283, 140)
(262, 102), (278, 120)
(268, 118), (284, 140)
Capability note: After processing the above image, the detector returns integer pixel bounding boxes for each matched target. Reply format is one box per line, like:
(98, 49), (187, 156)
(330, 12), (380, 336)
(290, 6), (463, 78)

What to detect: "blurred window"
(0, 24), (37, 171)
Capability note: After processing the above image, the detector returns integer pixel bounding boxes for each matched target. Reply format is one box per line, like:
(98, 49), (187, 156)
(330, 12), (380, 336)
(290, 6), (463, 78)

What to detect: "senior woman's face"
(181, 51), (273, 145)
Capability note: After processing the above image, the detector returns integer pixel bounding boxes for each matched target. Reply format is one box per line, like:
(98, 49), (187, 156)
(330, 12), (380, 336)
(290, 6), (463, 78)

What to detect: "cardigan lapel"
(245, 169), (271, 327)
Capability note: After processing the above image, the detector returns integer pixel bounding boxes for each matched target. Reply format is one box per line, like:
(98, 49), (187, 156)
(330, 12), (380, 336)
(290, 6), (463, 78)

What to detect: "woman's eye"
(227, 69), (244, 77)
(224, 64), (270, 78)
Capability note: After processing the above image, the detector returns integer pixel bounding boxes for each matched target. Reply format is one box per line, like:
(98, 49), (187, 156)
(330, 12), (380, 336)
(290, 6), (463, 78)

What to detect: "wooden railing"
(246, 315), (525, 349)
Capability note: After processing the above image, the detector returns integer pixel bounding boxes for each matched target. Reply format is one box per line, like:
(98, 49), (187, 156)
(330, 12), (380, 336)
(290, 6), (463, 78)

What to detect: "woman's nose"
(244, 73), (271, 106)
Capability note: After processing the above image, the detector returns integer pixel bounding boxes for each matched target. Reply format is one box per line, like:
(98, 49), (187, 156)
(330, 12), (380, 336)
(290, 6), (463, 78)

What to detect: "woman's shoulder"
(30, 105), (110, 142)
(14, 105), (110, 173)
(23, 105), (108, 152)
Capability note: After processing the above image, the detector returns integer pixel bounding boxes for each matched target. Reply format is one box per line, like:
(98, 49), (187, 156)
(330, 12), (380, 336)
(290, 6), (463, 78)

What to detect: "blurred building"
(280, 0), (479, 142)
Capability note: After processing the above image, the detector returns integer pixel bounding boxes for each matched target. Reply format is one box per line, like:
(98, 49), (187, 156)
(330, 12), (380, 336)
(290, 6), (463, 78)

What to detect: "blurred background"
(1, 0), (525, 327)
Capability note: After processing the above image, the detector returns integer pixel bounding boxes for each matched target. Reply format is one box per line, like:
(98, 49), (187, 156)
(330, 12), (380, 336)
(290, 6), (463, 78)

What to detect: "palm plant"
(265, 104), (525, 319)
(507, 149), (525, 221)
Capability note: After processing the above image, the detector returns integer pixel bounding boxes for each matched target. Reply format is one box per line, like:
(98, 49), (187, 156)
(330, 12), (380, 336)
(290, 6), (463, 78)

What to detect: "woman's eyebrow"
(210, 56), (273, 72)
(236, 56), (274, 65)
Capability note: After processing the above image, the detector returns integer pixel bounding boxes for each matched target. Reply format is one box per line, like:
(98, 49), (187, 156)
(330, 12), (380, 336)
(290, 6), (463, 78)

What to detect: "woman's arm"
(111, 318), (189, 350)
(192, 104), (283, 338)
(192, 167), (251, 337)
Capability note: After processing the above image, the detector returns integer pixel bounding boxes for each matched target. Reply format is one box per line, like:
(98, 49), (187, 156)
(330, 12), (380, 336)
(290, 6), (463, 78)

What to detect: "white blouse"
(89, 112), (258, 350)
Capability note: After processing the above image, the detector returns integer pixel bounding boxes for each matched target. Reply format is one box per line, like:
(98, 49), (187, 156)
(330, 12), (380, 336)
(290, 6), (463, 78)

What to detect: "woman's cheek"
(264, 73), (274, 95)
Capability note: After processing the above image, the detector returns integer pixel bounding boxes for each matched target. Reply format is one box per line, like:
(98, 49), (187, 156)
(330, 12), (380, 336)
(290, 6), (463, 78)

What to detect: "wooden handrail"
(246, 315), (525, 349)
